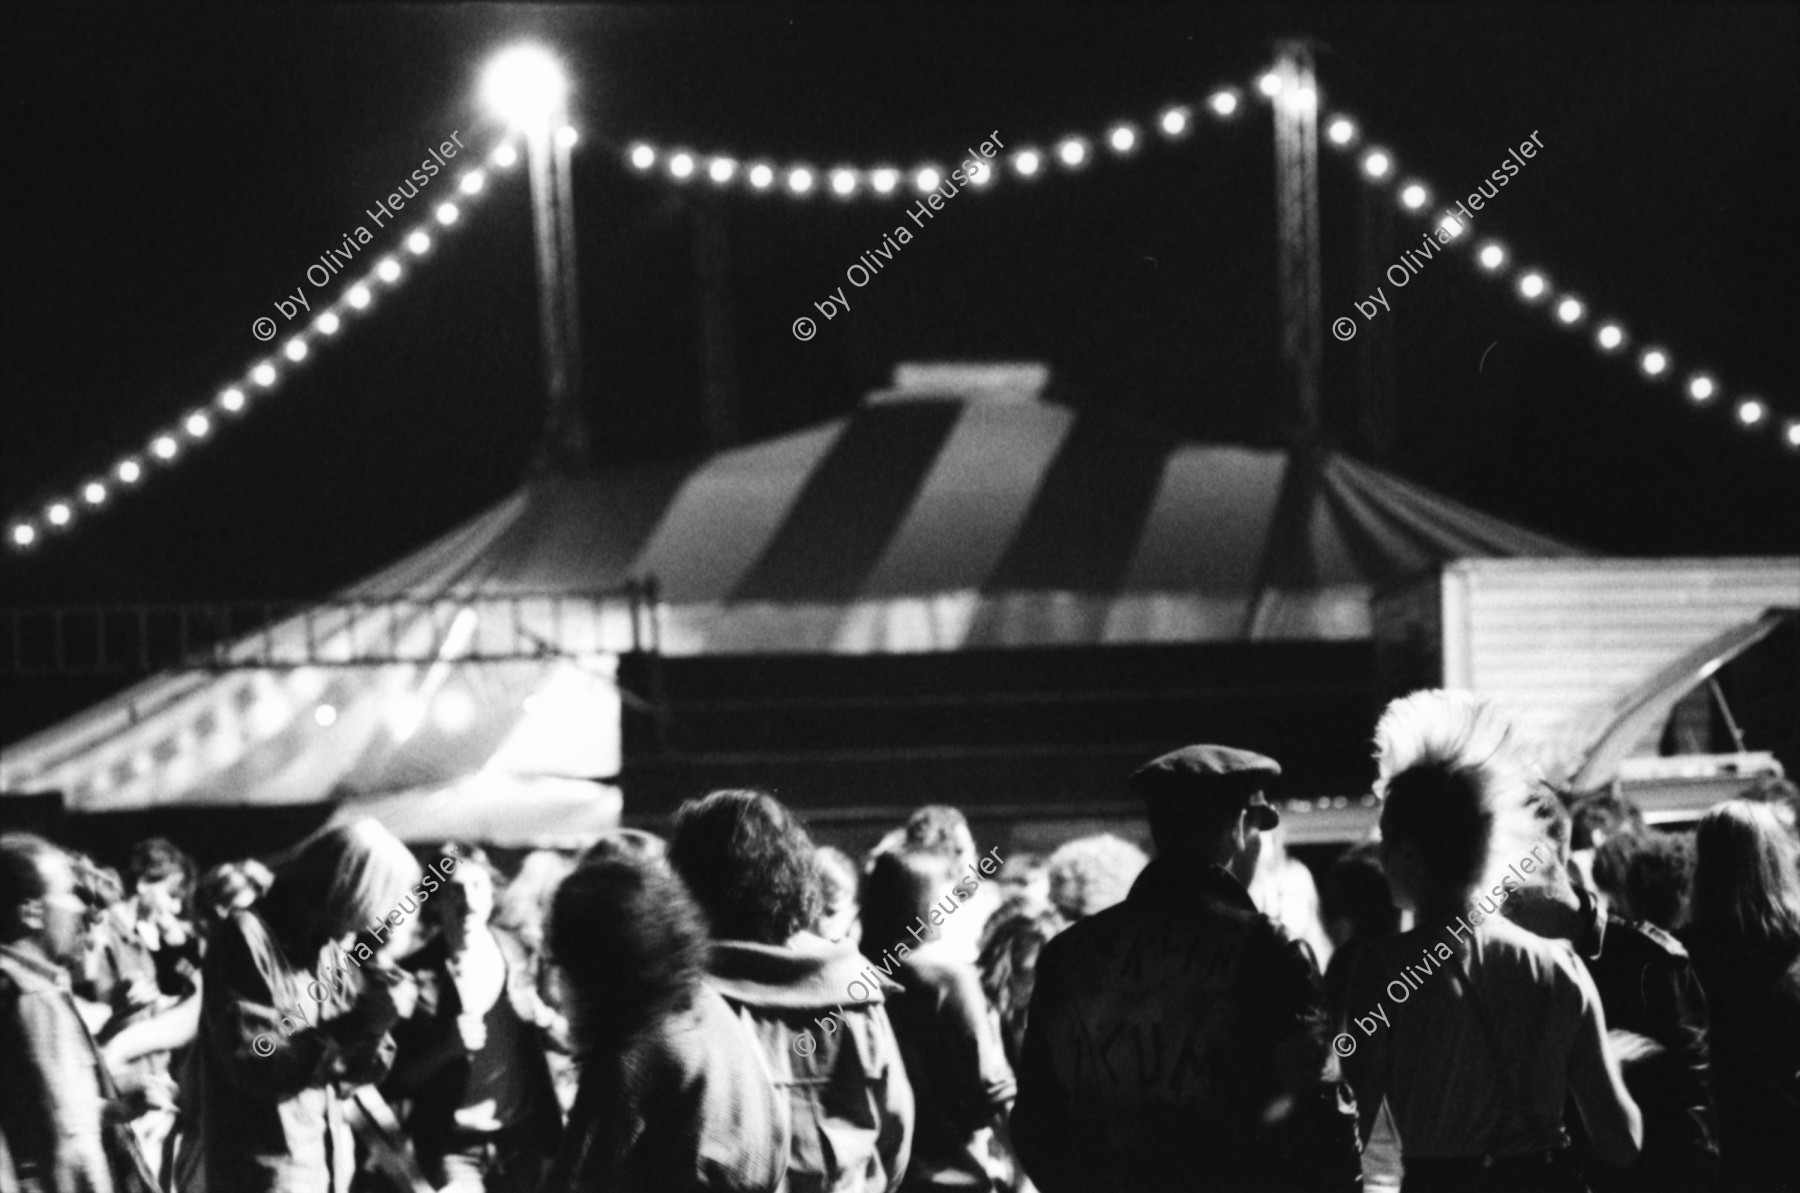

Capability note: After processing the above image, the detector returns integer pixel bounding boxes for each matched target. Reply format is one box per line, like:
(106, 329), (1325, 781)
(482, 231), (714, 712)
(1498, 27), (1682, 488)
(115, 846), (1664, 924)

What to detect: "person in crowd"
(1250, 823), (1334, 970)
(1013, 745), (1361, 1192)
(541, 844), (788, 1192)
(814, 845), (862, 945)
(1042, 833), (1146, 925)
(83, 837), (203, 1175)
(1591, 829), (1693, 932)
(385, 843), (563, 1193)
(1680, 799), (1800, 1193)
(975, 894), (1062, 1072)
(669, 789), (914, 1193)
(1322, 840), (1399, 1023)
(1343, 691), (1640, 1192)
(875, 804), (999, 964)
(1569, 788), (1647, 900)
(861, 847), (1016, 1191)
(2, 832), (165, 1193)
(1502, 790), (1717, 1192)
(190, 819), (419, 1193)
(491, 847), (579, 1113)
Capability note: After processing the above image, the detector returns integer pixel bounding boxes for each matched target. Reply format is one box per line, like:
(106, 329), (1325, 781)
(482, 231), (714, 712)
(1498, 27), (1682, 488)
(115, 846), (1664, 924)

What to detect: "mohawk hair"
(1373, 690), (1513, 792)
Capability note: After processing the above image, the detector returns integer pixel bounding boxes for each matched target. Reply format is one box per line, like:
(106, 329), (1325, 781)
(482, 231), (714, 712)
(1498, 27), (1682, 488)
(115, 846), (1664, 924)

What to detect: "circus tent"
(0, 368), (1579, 822)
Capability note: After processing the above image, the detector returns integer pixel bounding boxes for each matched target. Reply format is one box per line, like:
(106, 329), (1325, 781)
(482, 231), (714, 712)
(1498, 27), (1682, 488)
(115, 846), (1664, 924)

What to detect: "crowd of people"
(3, 689), (1798, 1193)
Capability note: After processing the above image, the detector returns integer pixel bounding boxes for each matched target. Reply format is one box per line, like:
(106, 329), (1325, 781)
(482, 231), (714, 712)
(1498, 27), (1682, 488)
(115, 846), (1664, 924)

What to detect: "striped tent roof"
(1, 385), (1577, 813)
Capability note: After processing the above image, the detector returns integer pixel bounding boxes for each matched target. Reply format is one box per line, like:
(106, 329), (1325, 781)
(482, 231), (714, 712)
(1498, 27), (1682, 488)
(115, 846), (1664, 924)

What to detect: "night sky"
(4, 3), (1797, 739)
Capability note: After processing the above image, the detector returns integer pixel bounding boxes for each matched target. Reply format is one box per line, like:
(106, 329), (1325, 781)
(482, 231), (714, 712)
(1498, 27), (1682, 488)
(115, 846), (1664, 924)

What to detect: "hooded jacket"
(707, 932), (915, 1193)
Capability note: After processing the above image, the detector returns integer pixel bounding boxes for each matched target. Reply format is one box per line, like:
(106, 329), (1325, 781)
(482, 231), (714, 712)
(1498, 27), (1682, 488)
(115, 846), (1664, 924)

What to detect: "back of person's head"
(668, 789), (820, 945)
(1381, 759), (1496, 898)
(1045, 834), (1149, 922)
(0, 832), (66, 943)
(549, 849), (707, 1053)
(977, 893), (1065, 1065)
(1595, 829), (1693, 931)
(904, 804), (977, 869)
(1330, 841), (1400, 940)
(860, 847), (957, 955)
(1742, 775), (1800, 837)
(267, 819), (421, 949)
(1691, 799), (1800, 948)
(1570, 787), (1646, 851)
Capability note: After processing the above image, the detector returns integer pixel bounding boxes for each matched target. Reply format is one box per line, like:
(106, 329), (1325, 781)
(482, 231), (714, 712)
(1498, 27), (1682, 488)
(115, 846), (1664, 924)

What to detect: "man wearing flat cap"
(1013, 746), (1360, 1193)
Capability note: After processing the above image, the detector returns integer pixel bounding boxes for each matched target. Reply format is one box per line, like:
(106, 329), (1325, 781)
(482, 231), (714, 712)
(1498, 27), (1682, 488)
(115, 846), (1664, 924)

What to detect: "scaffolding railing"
(2, 580), (661, 677)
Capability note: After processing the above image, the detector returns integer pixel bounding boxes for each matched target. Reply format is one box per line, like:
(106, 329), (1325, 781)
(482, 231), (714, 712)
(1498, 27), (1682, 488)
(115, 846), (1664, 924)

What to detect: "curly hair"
(1594, 829), (1693, 932)
(548, 850), (708, 1055)
(1045, 834), (1148, 922)
(668, 789), (820, 945)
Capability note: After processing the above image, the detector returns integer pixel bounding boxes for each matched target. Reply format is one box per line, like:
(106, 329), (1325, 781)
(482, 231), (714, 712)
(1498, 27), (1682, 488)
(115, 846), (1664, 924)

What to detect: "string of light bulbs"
(621, 69), (1795, 454)
(5, 135), (541, 554)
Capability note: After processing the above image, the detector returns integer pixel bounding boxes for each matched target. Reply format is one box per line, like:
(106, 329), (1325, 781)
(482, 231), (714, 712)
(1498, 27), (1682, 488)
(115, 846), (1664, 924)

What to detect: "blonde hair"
(268, 820), (420, 954)
(1691, 800), (1800, 947)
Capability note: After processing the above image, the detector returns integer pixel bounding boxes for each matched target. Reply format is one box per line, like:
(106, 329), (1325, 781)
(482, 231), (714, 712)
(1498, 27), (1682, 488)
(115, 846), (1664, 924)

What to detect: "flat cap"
(1129, 745), (1282, 828)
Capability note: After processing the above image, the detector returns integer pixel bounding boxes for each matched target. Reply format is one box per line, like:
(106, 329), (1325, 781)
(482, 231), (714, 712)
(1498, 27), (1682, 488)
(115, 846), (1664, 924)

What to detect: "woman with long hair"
(1341, 691), (1640, 1192)
(542, 843), (786, 1192)
(190, 819), (420, 1193)
(1681, 799), (1800, 1192)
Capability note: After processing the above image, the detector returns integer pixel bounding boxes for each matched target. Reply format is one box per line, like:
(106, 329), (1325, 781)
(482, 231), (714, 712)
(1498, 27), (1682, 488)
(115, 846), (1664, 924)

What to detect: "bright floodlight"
(378, 258), (402, 283)
(116, 459), (142, 483)
(219, 387), (246, 411)
(314, 704), (338, 727)
(709, 158), (736, 183)
(1057, 139), (1087, 167)
(1784, 420), (1800, 449)
(968, 160), (993, 186)
(1736, 398), (1767, 426)
(1556, 297), (1584, 324)
(315, 313), (340, 336)
(11, 524), (36, 547)
(1437, 215), (1465, 240)
(830, 169), (857, 196)
(84, 482), (107, 505)
(1478, 243), (1506, 270)
(459, 170), (486, 194)
(407, 230), (431, 254)
(748, 163), (774, 189)
(482, 45), (567, 128)
(1363, 151), (1391, 179)
(48, 503), (71, 526)
(1687, 375), (1716, 402)
(871, 168), (898, 193)
(1400, 184), (1428, 209)
(1108, 125), (1136, 152)
(916, 167), (941, 192)
(285, 338), (308, 362)
(629, 144), (655, 170)
(1209, 91), (1239, 117)
(670, 153), (695, 179)
(1015, 150), (1041, 177)
(1596, 324), (1624, 350)
(1518, 273), (1546, 300)
(348, 284), (371, 309)
(491, 144), (519, 169)
(185, 412), (211, 437)
(1640, 350), (1668, 376)
(555, 126), (578, 149)
(1160, 107), (1189, 136)
(787, 168), (814, 194)
(1258, 72), (1283, 97)
(1327, 118), (1355, 145)
(253, 362), (277, 386)
(436, 203), (459, 225)
(151, 435), (178, 460)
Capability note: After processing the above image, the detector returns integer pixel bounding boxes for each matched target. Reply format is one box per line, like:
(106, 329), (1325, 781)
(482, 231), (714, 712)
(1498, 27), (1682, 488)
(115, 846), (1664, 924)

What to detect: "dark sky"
(5, 0), (1797, 620)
